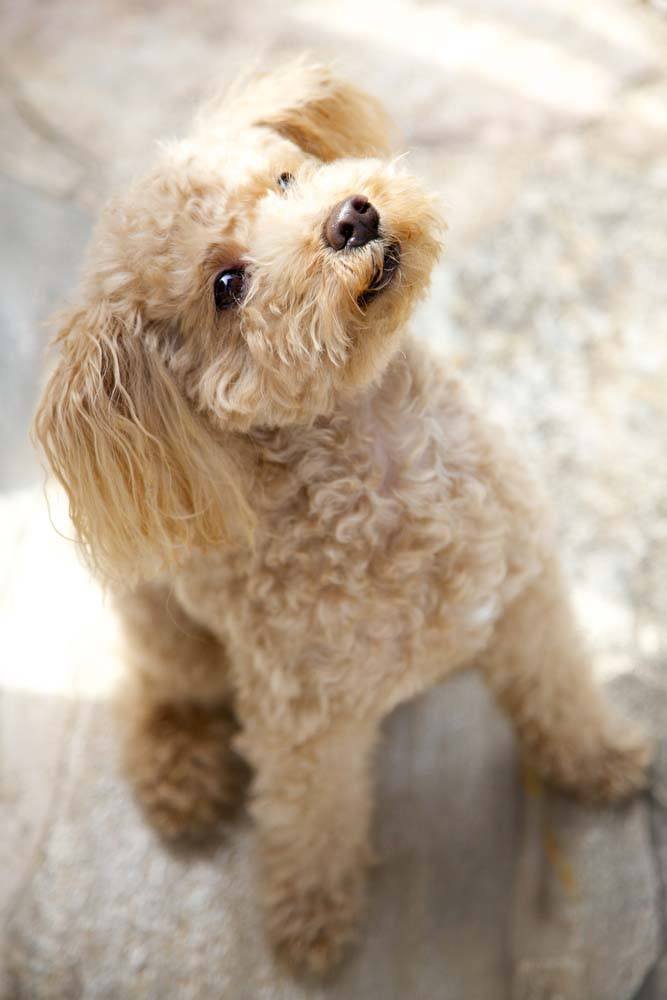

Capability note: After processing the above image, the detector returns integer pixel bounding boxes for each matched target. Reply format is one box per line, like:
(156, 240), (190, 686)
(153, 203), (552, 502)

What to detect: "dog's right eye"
(214, 268), (245, 310)
(278, 172), (294, 192)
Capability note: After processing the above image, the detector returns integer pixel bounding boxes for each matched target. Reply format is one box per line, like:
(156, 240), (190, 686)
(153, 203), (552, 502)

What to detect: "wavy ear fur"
(33, 304), (253, 583)
(214, 59), (393, 161)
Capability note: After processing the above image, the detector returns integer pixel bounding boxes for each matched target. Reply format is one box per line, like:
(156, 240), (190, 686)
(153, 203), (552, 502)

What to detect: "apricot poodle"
(34, 59), (651, 975)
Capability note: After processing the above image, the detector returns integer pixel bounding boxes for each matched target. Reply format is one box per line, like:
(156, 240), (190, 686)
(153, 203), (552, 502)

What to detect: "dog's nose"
(324, 195), (380, 250)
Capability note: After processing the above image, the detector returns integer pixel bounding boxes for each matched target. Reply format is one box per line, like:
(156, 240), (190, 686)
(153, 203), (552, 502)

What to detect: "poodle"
(34, 60), (651, 975)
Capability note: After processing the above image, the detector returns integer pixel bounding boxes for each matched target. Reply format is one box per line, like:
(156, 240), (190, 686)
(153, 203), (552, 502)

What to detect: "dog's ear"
(33, 303), (253, 583)
(219, 59), (393, 161)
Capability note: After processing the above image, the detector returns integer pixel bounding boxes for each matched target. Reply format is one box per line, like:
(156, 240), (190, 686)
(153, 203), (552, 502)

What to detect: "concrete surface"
(1, 1), (667, 997)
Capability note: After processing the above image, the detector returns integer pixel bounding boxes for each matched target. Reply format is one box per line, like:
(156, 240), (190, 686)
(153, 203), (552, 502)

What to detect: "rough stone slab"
(511, 785), (660, 1000)
(510, 668), (667, 1000)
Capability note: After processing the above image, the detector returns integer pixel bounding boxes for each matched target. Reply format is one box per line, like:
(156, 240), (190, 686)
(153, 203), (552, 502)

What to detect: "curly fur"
(33, 59), (651, 976)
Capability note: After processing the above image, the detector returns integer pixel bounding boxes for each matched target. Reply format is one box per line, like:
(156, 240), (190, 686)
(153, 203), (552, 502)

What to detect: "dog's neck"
(235, 341), (427, 515)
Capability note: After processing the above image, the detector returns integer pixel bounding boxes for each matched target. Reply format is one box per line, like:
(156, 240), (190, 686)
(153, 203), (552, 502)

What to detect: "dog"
(34, 59), (651, 975)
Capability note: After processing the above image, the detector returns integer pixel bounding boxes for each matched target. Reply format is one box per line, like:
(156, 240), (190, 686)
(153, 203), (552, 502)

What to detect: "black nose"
(324, 195), (380, 251)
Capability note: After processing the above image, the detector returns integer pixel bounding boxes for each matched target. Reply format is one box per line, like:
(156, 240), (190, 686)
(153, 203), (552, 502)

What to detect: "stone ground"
(2, 0), (667, 997)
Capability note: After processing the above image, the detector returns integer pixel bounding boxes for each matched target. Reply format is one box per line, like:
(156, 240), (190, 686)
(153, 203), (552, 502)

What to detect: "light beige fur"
(34, 59), (651, 975)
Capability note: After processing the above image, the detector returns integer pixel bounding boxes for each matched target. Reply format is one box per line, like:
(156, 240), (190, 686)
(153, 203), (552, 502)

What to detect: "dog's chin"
(357, 242), (401, 309)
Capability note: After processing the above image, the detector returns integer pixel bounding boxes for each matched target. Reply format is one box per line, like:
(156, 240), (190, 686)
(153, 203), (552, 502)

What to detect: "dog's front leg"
(479, 556), (652, 801)
(240, 718), (378, 975)
(115, 582), (248, 842)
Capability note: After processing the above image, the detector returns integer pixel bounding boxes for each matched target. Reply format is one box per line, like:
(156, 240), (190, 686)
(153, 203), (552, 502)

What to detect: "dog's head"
(34, 60), (443, 580)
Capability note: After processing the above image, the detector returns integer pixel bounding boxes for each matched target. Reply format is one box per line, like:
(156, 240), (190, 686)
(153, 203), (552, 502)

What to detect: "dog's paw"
(265, 871), (365, 976)
(125, 701), (249, 843)
(540, 725), (653, 804)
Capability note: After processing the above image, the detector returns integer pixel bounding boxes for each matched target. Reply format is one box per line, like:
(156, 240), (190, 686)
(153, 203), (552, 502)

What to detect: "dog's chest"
(176, 361), (512, 677)
(254, 412), (441, 581)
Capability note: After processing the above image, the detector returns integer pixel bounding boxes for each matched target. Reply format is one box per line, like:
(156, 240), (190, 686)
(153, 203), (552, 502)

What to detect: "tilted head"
(34, 60), (443, 581)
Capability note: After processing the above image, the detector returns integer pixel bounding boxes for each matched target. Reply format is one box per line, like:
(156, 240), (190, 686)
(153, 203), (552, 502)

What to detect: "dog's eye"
(214, 268), (245, 310)
(277, 172), (294, 192)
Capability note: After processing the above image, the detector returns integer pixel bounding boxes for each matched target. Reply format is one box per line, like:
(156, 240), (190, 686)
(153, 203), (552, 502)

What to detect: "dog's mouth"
(357, 242), (401, 308)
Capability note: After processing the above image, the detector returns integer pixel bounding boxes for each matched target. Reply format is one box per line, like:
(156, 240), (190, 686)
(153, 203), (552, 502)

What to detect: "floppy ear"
(33, 303), (254, 583)
(218, 59), (393, 161)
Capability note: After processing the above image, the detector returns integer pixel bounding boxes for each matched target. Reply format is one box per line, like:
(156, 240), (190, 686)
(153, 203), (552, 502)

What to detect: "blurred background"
(2, 1), (667, 998)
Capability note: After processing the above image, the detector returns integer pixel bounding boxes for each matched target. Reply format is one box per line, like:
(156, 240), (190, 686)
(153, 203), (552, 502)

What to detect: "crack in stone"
(630, 781), (667, 999)
(649, 786), (667, 956)
(0, 66), (97, 173)
(1, 699), (81, 944)
(12, 92), (95, 169)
